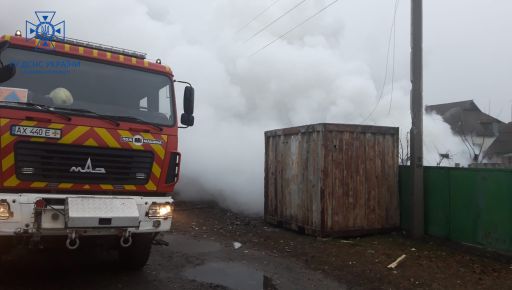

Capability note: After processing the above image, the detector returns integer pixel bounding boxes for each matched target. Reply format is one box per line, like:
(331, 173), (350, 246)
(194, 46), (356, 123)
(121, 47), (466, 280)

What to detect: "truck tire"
(118, 233), (154, 270)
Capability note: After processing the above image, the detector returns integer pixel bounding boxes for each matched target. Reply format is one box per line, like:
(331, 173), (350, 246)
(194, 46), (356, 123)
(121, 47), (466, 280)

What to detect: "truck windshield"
(0, 47), (174, 126)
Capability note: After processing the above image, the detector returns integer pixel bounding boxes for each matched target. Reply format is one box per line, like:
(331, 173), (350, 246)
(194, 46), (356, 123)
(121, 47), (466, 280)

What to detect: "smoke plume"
(3, 0), (502, 215)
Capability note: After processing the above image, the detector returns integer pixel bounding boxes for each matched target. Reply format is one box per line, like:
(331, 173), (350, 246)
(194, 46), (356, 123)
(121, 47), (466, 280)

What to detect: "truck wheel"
(118, 233), (154, 270)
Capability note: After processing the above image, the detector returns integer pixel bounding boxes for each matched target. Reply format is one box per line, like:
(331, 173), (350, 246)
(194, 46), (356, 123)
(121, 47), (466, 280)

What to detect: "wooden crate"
(264, 123), (399, 237)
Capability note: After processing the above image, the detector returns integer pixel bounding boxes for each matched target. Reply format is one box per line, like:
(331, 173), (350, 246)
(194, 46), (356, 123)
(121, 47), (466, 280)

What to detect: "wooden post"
(410, 0), (424, 238)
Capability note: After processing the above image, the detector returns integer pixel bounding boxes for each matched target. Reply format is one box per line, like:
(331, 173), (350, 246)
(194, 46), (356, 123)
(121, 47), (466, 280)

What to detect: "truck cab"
(0, 34), (194, 269)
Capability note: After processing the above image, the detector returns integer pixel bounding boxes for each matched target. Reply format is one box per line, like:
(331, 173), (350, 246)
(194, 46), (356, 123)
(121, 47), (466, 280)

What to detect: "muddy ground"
(1, 201), (512, 289)
(172, 201), (512, 290)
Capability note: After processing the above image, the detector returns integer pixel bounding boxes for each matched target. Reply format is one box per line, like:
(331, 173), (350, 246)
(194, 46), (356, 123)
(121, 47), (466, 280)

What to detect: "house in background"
(425, 100), (504, 162)
(484, 123), (512, 166)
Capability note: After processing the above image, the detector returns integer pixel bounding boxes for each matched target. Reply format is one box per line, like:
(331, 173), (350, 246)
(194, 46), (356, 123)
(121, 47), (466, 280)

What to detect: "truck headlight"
(147, 202), (173, 219)
(0, 200), (12, 220)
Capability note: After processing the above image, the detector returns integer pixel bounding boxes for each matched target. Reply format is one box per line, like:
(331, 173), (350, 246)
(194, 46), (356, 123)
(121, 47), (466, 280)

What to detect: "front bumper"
(0, 193), (173, 237)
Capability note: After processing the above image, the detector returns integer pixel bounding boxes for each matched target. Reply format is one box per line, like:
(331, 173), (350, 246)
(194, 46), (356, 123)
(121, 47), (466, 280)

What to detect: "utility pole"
(410, 0), (424, 238)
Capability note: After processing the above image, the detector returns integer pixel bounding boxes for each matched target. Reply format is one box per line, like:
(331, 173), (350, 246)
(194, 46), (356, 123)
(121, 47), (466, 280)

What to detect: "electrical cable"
(249, 0), (340, 57)
(237, 0), (282, 34)
(244, 0), (308, 44)
(362, 0), (400, 123)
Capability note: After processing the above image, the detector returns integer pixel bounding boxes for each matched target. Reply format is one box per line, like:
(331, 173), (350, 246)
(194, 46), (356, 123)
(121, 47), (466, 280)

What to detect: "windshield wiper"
(0, 101), (72, 122)
(110, 116), (163, 132)
(52, 107), (120, 127)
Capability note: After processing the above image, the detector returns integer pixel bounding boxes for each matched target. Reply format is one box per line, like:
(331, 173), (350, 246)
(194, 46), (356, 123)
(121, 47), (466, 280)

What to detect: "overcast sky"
(2, 1), (511, 118)
(1, 0), (511, 213)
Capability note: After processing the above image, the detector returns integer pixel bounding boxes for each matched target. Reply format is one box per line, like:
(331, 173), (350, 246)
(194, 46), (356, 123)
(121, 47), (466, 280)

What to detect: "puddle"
(183, 262), (278, 290)
(167, 234), (222, 254)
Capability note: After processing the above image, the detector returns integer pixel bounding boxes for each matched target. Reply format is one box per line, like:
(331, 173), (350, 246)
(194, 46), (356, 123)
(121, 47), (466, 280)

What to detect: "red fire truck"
(0, 32), (194, 269)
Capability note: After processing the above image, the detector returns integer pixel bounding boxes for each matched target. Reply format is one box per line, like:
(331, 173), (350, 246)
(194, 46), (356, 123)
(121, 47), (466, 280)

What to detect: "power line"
(249, 0), (340, 57)
(244, 0), (309, 44)
(361, 0), (400, 123)
(236, 0), (282, 34)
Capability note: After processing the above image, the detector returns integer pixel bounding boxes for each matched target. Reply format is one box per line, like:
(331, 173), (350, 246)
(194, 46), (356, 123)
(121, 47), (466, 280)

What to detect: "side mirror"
(181, 86), (195, 127)
(0, 63), (16, 83)
(180, 113), (194, 127)
(183, 86), (194, 115)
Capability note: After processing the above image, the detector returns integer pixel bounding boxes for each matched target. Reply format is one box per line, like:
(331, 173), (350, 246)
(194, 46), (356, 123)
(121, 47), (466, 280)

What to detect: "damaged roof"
(426, 100), (504, 137)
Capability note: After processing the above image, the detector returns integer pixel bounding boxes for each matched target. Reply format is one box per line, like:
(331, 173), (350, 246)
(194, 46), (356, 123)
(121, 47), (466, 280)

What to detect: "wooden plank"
(343, 131), (354, 228)
(375, 134), (386, 228)
(365, 133), (378, 228)
(355, 131), (367, 228)
(264, 135), (275, 221)
(321, 130), (332, 232)
(326, 131), (341, 232)
(309, 130), (323, 230)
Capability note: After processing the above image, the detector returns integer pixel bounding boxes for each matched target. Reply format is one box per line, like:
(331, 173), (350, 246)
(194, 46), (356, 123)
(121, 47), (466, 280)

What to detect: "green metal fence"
(400, 166), (512, 253)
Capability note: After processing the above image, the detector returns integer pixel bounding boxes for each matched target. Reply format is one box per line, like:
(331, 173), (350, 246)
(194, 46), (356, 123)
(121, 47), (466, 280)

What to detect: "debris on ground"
(340, 240), (354, 244)
(387, 254), (407, 269)
(172, 201), (512, 289)
(233, 242), (242, 249)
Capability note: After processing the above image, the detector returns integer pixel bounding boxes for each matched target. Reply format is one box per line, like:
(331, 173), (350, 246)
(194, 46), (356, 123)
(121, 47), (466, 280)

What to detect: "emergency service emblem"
(26, 11), (65, 49)
(121, 135), (163, 146)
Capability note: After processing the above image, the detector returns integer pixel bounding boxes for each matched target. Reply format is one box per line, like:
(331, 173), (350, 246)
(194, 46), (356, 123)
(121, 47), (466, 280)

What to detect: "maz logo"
(70, 158), (106, 174)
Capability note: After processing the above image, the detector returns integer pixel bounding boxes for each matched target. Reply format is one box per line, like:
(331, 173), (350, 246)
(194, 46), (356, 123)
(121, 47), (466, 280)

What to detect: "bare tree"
(399, 132), (410, 165)
(455, 117), (487, 163)
(436, 153), (451, 166)
(458, 129), (487, 163)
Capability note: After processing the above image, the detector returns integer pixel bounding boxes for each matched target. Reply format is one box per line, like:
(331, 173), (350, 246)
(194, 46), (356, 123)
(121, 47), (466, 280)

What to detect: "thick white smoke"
(1, 0), (478, 215)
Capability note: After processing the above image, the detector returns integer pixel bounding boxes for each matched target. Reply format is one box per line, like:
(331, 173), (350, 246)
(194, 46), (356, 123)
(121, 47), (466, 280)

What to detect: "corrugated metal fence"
(400, 166), (512, 253)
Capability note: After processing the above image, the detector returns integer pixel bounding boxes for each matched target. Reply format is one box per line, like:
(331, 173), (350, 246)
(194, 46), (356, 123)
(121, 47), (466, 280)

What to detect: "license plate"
(10, 125), (61, 139)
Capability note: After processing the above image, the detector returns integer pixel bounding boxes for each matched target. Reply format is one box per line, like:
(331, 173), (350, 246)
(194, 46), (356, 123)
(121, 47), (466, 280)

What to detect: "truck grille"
(14, 141), (154, 185)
